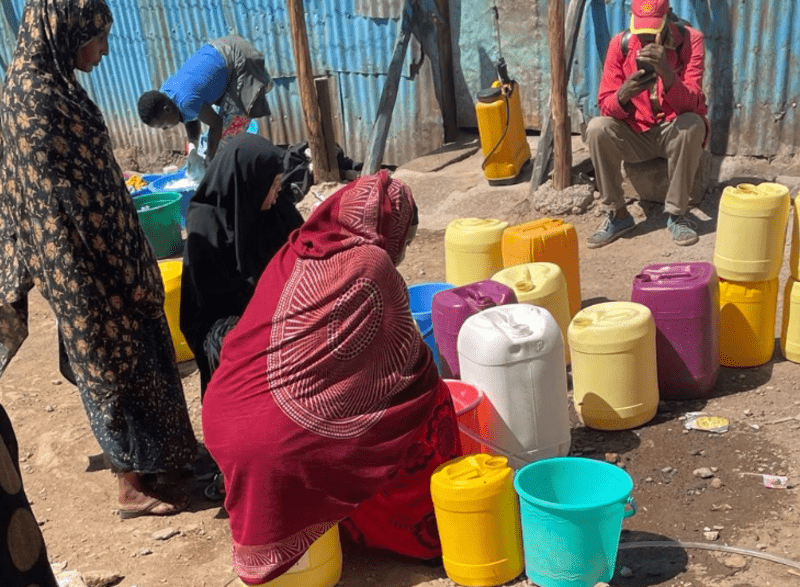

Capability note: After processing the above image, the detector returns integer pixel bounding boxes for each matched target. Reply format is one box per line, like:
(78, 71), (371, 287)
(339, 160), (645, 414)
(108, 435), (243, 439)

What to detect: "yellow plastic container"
(431, 454), (524, 586)
(568, 302), (658, 431)
(240, 525), (342, 587)
(158, 260), (194, 363)
(713, 182), (790, 282)
(781, 277), (800, 363)
(475, 81), (531, 185)
(501, 218), (581, 317)
(789, 196), (800, 280)
(491, 262), (571, 365)
(445, 218), (509, 286)
(719, 277), (778, 367)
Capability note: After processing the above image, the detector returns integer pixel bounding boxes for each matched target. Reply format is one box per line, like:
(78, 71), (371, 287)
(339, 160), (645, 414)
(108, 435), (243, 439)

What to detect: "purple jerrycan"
(432, 280), (517, 379)
(631, 262), (720, 400)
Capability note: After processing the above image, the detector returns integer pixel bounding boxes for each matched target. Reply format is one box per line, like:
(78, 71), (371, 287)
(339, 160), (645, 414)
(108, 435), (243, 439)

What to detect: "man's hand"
(617, 70), (658, 106)
(636, 29), (675, 89)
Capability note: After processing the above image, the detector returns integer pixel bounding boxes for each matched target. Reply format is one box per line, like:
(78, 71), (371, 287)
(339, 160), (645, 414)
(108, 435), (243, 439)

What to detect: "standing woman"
(0, 0), (197, 518)
(180, 133), (304, 396)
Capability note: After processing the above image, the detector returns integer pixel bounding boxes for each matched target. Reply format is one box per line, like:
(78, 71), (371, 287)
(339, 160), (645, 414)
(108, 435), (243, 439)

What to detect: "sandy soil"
(3, 136), (800, 587)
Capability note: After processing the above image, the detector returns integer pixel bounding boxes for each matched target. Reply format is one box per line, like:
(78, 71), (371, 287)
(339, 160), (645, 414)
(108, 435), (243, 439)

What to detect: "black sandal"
(204, 473), (225, 501)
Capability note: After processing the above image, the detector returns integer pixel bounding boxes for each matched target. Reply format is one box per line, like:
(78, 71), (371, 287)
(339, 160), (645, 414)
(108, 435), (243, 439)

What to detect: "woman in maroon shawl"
(202, 171), (460, 585)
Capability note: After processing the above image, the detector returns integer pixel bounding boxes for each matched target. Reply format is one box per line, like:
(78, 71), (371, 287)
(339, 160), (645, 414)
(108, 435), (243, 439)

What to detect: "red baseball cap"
(630, 0), (669, 35)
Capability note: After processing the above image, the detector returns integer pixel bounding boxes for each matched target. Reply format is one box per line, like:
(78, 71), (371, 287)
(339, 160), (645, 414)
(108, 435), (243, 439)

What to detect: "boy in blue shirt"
(138, 35), (273, 164)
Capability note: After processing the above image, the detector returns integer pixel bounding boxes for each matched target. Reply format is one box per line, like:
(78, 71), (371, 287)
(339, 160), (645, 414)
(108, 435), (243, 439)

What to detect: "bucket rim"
(513, 456), (634, 511)
(443, 379), (483, 414)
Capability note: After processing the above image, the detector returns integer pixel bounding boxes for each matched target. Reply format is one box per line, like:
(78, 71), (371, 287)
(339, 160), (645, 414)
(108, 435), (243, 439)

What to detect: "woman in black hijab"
(181, 133), (304, 395)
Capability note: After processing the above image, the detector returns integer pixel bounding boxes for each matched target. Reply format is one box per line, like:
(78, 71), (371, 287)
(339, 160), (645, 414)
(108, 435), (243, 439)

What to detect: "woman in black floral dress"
(0, 0), (197, 519)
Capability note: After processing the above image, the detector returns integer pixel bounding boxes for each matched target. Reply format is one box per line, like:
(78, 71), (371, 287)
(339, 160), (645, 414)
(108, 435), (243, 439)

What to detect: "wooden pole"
(549, 0), (571, 189)
(363, 3), (413, 176)
(433, 0), (458, 142)
(287, 0), (339, 182)
(530, 0), (588, 192)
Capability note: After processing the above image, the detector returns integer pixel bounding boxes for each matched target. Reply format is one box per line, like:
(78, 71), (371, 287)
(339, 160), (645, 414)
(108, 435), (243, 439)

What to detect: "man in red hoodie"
(586, 0), (707, 248)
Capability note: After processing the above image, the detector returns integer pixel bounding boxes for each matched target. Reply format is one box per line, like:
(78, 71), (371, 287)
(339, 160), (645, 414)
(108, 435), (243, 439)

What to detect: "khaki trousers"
(587, 113), (706, 216)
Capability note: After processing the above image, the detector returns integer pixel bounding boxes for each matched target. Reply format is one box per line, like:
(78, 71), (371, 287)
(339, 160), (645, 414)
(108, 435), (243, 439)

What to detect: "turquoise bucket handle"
(623, 496), (637, 518)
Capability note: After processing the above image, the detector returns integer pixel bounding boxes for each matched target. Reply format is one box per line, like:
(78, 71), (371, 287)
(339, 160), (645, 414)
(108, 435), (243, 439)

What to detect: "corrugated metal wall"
(3, 0), (800, 160)
(457, 0), (800, 157)
(0, 0), (442, 167)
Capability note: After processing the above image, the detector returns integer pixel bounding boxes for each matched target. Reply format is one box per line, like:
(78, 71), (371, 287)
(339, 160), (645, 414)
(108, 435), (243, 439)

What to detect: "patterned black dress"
(0, 0), (197, 474)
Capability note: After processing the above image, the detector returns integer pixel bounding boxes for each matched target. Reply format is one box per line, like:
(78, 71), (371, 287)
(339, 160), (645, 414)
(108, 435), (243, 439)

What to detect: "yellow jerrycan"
(239, 525), (342, 587)
(569, 302), (658, 431)
(445, 218), (509, 286)
(475, 80), (531, 185)
(431, 454), (524, 586)
(789, 195), (800, 280)
(491, 262), (571, 364)
(719, 277), (778, 367)
(713, 182), (790, 282)
(781, 277), (800, 363)
(157, 260), (194, 362)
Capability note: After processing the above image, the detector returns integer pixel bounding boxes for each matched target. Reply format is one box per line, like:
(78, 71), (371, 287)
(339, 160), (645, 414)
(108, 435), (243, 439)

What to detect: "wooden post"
(433, 0), (458, 142)
(530, 0), (588, 192)
(549, 0), (571, 189)
(363, 2), (413, 176)
(287, 0), (340, 182)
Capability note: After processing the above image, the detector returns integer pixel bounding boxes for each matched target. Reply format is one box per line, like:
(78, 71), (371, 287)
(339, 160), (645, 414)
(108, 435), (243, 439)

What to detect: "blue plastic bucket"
(408, 282), (454, 372)
(149, 168), (197, 229)
(513, 457), (636, 587)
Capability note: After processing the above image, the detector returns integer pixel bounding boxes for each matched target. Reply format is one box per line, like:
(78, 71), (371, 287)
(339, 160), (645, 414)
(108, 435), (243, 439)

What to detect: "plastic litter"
(684, 412), (730, 433)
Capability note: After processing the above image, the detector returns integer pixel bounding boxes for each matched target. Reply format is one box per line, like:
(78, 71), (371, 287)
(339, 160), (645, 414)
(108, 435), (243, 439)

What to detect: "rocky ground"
(3, 133), (800, 587)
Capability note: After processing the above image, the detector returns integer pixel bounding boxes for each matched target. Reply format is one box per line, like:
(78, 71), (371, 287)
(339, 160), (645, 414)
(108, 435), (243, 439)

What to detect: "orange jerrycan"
(719, 277), (778, 367)
(476, 81), (531, 185)
(714, 182), (790, 282)
(491, 262), (571, 364)
(569, 302), (659, 431)
(158, 260), (194, 362)
(431, 454), (524, 586)
(445, 218), (509, 286)
(502, 218), (581, 317)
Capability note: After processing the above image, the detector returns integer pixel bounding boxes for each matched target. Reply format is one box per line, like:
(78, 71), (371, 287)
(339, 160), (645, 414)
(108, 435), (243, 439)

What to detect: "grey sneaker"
(667, 214), (699, 246)
(586, 211), (636, 249)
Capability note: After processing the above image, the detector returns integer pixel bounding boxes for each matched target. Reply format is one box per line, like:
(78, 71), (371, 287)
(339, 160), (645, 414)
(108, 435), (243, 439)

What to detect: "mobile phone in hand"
(636, 58), (655, 74)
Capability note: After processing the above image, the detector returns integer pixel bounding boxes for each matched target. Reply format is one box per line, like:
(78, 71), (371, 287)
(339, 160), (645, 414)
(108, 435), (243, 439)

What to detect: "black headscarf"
(180, 133), (304, 388)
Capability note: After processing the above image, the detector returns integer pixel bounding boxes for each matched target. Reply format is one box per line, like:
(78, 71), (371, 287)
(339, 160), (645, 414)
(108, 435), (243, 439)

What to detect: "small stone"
(693, 467), (714, 479)
(661, 466), (673, 474)
(704, 530), (720, 541)
(152, 527), (180, 541)
(710, 467), (719, 473)
(738, 374), (746, 380)
(710, 478), (724, 489)
(723, 554), (748, 569)
(644, 477), (653, 483)
(605, 452), (620, 463)
(51, 379), (63, 386)
(45, 405), (55, 412)
(619, 566), (633, 577)
(135, 548), (152, 557)
(83, 571), (125, 587)
(757, 543), (767, 550)
(713, 525), (725, 530)
(743, 408), (752, 415)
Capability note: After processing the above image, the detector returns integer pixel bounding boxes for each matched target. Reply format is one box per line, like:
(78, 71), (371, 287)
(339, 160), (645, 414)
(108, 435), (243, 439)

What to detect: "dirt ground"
(4, 134), (800, 587)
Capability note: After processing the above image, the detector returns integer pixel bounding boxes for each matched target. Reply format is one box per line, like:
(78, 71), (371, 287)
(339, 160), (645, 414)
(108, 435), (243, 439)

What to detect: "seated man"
(586, 0), (708, 248)
(137, 35), (273, 164)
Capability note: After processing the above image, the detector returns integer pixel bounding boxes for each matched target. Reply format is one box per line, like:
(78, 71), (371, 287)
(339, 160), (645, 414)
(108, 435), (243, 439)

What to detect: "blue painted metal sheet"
(0, 0), (442, 167)
(456, 0), (800, 157)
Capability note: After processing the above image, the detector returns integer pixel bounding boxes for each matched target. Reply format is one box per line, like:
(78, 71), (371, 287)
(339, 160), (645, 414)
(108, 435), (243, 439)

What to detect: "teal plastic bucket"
(408, 282), (453, 372)
(133, 191), (182, 259)
(513, 457), (636, 587)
